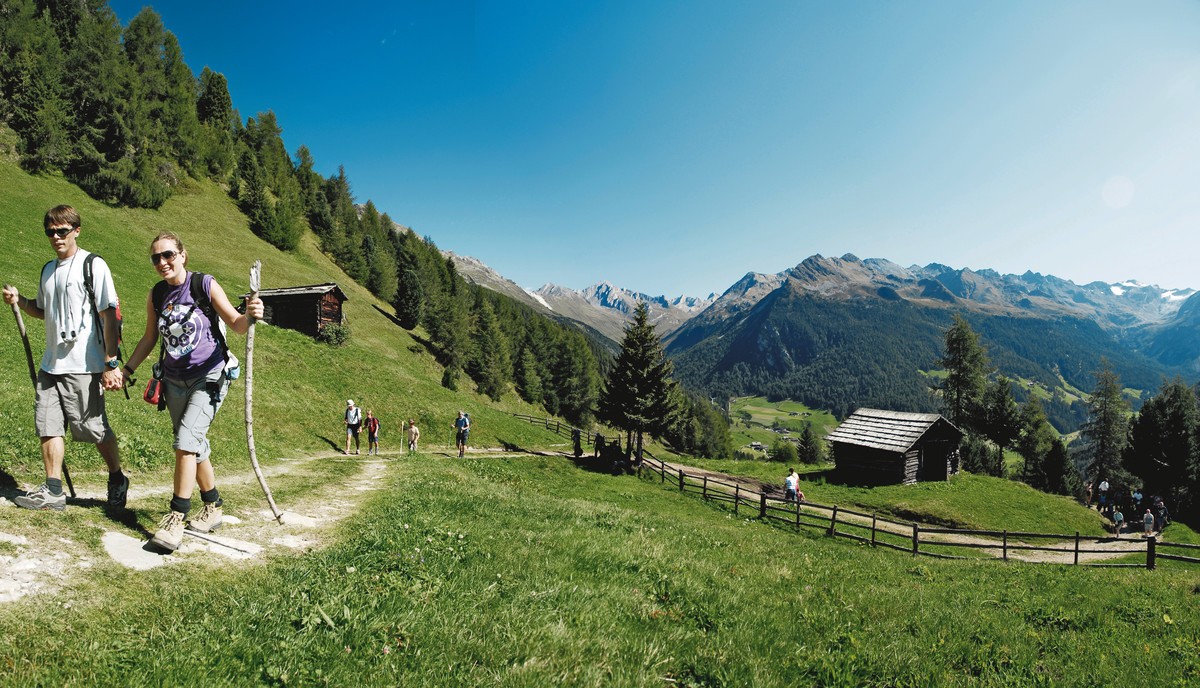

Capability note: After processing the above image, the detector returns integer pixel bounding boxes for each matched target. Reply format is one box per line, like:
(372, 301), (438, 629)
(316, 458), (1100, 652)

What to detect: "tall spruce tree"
(1125, 379), (1198, 517)
(597, 302), (680, 463)
(981, 374), (1021, 477)
(1081, 360), (1129, 483)
(936, 314), (990, 433)
(1015, 397), (1056, 489)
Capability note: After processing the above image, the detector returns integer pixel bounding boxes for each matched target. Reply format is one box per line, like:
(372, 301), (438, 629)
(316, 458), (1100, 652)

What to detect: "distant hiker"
(1112, 509), (1124, 537)
(454, 410), (470, 457)
(344, 399), (362, 455)
(1143, 509), (1155, 536)
(1084, 481), (1093, 508)
(407, 419), (420, 453)
(3, 205), (129, 512)
(784, 468), (799, 504)
(120, 232), (263, 552)
(572, 428), (583, 458)
(1097, 479), (1109, 507)
(364, 410), (381, 455)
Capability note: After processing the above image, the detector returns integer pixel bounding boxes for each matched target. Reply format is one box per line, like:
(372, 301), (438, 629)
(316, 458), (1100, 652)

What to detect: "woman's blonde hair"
(151, 232), (188, 267)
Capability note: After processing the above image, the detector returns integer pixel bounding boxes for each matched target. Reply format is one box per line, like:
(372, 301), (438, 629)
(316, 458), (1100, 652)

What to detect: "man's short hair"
(44, 205), (81, 230)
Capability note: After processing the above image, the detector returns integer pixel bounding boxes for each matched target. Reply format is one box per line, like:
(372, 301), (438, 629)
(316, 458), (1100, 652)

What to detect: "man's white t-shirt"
(36, 250), (119, 375)
(785, 473), (799, 491)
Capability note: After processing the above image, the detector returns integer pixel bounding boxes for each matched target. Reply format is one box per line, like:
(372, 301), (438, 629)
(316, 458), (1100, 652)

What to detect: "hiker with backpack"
(453, 410), (470, 457)
(2, 205), (131, 512)
(344, 400), (362, 455)
(118, 232), (263, 552)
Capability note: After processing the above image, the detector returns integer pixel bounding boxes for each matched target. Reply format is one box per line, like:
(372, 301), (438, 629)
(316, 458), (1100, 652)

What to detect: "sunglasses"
(44, 227), (75, 238)
(150, 250), (179, 265)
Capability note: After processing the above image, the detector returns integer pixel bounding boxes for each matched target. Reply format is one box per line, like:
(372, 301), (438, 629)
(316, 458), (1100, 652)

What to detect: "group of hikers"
(342, 403), (471, 458)
(1085, 478), (1171, 538)
(3, 205), (264, 554)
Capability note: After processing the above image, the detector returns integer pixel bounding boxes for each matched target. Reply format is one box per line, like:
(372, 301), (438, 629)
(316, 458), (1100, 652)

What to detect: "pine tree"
(936, 314), (990, 433)
(797, 422), (824, 464)
(1043, 438), (1077, 496)
(1125, 379), (1198, 517)
(597, 302), (680, 463)
(468, 297), (512, 401)
(1015, 397), (1056, 489)
(515, 349), (544, 406)
(981, 375), (1021, 477)
(1081, 360), (1129, 483)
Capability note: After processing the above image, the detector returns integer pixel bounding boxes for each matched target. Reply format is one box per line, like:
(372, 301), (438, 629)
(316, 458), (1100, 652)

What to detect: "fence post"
(1002, 530), (1008, 561)
(1147, 535), (1157, 570)
(556, 421), (560, 435)
(912, 524), (919, 556)
(660, 462), (665, 484)
(702, 475), (708, 500)
(678, 471), (685, 492)
(1074, 532), (1080, 566)
(759, 493), (767, 519)
(828, 506), (838, 537)
(871, 513), (877, 546)
(734, 484), (740, 515)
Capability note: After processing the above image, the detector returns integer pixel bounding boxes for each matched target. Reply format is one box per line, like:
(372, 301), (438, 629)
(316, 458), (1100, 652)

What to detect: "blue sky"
(108, 1), (1200, 298)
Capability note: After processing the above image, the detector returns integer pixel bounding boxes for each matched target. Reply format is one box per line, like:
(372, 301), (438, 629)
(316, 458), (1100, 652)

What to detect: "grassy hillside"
(3, 455), (1197, 686)
(728, 396), (837, 451)
(0, 160), (566, 484)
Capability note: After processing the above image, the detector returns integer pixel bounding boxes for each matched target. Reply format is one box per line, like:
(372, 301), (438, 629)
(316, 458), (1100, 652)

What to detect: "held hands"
(101, 367), (124, 391)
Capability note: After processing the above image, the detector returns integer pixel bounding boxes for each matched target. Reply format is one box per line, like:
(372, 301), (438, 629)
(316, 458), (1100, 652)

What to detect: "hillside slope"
(0, 160), (567, 478)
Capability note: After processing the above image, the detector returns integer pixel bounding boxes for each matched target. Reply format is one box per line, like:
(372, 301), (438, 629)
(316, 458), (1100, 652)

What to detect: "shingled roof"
(238, 283), (348, 300)
(825, 408), (958, 453)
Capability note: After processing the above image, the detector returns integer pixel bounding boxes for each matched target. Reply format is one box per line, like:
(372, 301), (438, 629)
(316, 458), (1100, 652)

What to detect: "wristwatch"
(106, 359), (121, 369)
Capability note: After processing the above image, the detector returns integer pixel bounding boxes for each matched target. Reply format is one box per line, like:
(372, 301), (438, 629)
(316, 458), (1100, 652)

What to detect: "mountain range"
(449, 250), (1200, 431)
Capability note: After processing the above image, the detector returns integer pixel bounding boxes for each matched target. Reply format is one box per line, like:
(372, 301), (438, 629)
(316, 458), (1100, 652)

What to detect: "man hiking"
(2, 205), (129, 511)
(453, 410), (470, 458)
(344, 399), (362, 455)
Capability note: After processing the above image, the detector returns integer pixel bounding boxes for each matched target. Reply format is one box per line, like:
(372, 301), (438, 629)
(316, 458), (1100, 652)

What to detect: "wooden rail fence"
(509, 413), (1200, 571)
(636, 454), (1200, 571)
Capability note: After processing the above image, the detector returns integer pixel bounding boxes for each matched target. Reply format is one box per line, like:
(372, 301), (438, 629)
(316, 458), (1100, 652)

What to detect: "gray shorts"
(35, 371), (114, 444)
(165, 366), (230, 463)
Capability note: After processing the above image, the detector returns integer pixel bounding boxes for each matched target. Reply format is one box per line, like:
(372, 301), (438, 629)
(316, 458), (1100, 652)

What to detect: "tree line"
(936, 315), (1200, 523)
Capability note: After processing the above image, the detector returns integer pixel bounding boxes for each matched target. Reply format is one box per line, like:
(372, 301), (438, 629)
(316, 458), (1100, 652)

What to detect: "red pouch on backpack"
(143, 378), (162, 405)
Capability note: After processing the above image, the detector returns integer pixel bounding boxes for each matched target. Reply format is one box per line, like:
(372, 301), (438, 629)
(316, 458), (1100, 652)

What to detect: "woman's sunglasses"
(44, 227), (75, 238)
(150, 250), (179, 265)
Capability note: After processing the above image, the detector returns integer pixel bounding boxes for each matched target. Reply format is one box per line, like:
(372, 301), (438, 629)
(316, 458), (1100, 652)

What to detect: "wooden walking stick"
(7, 287), (74, 498)
(244, 262), (283, 524)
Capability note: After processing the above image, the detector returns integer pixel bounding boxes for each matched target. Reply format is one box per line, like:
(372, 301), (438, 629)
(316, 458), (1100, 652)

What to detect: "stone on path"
(182, 531), (263, 560)
(102, 532), (169, 571)
(0, 532), (28, 546)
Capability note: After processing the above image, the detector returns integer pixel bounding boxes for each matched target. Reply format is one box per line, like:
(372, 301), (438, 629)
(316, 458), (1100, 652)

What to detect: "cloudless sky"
(108, 0), (1200, 298)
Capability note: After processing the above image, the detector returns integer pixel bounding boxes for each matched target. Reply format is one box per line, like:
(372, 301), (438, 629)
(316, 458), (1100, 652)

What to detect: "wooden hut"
(826, 408), (962, 485)
(240, 283), (347, 338)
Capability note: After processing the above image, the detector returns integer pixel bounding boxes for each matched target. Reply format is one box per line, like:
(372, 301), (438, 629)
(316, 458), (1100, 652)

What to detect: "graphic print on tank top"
(159, 300), (204, 359)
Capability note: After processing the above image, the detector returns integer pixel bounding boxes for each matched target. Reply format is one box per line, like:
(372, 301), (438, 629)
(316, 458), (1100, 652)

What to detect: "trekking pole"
(243, 262), (283, 524)
(8, 288), (74, 498)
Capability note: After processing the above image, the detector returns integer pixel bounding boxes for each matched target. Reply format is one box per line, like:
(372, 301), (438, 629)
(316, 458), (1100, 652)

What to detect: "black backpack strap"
(188, 272), (229, 362)
(82, 253), (101, 344)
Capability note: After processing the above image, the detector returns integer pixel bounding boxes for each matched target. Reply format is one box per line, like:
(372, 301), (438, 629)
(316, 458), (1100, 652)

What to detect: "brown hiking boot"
(150, 511), (186, 552)
(188, 502), (223, 533)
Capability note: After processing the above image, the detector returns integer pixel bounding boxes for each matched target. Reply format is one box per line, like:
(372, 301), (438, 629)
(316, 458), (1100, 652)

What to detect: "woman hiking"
(119, 232), (263, 552)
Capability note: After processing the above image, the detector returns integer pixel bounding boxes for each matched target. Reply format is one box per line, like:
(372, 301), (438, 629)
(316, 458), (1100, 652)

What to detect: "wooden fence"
(636, 454), (1200, 571)
(508, 413), (1200, 571)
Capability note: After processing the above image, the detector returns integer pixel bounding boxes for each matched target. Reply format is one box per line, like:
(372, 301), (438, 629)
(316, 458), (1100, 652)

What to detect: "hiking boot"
(188, 502), (223, 533)
(106, 473), (130, 511)
(14, 484), (66, 511)
(150, 511), (186, 552)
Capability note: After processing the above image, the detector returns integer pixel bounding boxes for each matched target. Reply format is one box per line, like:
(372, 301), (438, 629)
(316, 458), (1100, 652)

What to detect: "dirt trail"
(658, 460), (1159, 565)
(0, 452), (388, 603)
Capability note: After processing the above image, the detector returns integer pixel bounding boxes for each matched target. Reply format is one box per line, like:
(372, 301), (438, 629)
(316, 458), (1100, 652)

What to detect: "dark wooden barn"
(826, 408), (963, 485)
(240, 283), (347, 338)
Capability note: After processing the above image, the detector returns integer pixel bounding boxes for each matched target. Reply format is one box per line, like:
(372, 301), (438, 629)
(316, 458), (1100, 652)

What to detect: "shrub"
(316, 323), (350, 346)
